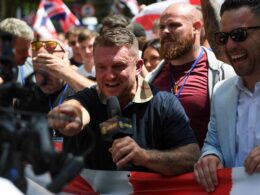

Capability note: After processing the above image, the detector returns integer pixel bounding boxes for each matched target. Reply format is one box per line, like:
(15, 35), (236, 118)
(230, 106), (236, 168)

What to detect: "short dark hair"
(94, 27), (139, 56)
(142, 39), (161, 58)
(77, 28), (98, 43)
(127, 22), (146, 50)
(101, 15), (130, 32)
(65, 26), (84, 39)
(220, 0), (260, 16)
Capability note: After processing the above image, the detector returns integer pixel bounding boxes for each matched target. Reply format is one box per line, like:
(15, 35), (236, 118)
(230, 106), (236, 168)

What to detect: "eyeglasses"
(215, 26), (260, 46)
(31, 41), (65, 52)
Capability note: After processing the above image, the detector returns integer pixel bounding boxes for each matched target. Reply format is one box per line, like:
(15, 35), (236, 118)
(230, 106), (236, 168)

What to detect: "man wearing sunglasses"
(31, 39), (96, 93)
(31, 39), (71, 95)
(15, 38), (95, 149)
(65, 27), (83, 67)
(146, 3), (235, 148)
(15, 39), (74, 139)
(194, 1), (260, 192)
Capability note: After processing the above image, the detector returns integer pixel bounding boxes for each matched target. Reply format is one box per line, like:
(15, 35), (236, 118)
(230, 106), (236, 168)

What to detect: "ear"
(135, 59), (144, 76)
(193, 20), (203, 34)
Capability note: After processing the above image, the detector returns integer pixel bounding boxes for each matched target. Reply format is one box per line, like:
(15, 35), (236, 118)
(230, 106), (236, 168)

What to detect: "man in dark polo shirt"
(146, 3), (235, 147)
(48, 27), (200, 176)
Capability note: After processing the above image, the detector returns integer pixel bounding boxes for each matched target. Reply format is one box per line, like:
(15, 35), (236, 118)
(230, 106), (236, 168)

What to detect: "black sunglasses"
(215, 26), (260, 45)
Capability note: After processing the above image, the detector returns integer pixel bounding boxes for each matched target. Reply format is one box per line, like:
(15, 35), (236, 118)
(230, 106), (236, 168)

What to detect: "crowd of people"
(0, 0), (260, 193)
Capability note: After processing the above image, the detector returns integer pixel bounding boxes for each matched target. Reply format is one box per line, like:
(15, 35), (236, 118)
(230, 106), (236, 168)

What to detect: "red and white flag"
(122, 0), (140, 16)
(133, 0), (224, 39)
(33, 0), (58, 39)
(62, 167), (260, 195)
(42, 0), (80, 32)
(34, 0), (80, 37)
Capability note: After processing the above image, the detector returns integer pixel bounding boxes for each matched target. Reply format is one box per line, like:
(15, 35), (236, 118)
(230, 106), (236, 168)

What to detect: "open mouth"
(231, 53), (247, 63)
(105, 83), (120, 88)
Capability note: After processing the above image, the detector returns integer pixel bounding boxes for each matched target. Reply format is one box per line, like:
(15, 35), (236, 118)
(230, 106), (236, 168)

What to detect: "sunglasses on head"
(215, 26), (260, 46)
(31, 41), (65, 52)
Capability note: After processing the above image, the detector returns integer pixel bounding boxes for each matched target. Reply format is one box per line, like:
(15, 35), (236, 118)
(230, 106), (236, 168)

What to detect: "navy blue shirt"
(64, 84), (197, 172)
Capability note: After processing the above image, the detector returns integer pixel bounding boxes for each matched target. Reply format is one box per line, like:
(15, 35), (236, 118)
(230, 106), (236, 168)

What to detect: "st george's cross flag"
(62, 167), (260, 195)
(133, 0), (224, 39)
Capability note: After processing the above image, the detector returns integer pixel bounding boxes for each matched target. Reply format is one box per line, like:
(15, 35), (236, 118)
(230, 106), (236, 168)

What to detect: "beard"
(160, 33), (194, 60)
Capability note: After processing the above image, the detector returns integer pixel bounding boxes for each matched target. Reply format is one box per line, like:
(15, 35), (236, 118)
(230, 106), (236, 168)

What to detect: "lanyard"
(48, 83), (69, 110)
(169, 49), (204, 98)
(48, 83), (69, 137)
(19, 66), (25, 85)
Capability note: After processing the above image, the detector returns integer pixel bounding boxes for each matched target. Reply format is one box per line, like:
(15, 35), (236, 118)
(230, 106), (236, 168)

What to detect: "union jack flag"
(43, 0), (80, 32)
(33, 0), (58, 39)
(33, 0), (80, 38)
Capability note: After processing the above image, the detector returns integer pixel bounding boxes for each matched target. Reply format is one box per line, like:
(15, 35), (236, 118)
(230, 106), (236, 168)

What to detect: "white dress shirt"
(235, 78), (260, 166)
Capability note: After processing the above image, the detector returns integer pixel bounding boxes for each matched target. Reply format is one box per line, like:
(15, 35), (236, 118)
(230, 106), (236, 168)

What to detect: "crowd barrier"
(62, 167), (260, 195)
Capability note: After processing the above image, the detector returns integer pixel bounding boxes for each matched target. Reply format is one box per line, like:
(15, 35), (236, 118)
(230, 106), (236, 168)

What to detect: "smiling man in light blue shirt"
(194, 0), (260, 193)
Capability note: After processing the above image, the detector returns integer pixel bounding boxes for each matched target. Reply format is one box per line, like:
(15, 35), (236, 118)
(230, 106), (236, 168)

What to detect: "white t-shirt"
(77, 64), (96, 79)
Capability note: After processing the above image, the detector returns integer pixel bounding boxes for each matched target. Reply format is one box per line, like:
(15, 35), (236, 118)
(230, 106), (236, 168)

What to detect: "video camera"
(0, 112), (59, 192)
(0, 31), (16, 83)
(0, 89), (93, 193)
(0, 31), (94, 193)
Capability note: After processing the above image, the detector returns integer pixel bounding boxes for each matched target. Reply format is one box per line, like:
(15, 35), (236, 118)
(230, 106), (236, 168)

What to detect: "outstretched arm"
(48, 99), (90, 136)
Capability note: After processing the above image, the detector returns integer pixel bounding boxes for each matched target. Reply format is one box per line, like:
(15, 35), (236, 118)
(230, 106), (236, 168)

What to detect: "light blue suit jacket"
(201, 76), (239, 167)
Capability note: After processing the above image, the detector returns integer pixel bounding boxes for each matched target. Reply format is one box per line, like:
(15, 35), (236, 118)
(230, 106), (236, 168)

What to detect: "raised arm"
(33, 53), (96, 92)
(58, 66), (96, 92)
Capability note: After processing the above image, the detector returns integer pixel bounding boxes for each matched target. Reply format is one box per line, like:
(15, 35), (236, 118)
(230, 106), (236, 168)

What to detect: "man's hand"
(109, 136), (148, 169)
(244, 146), (260, 175)
(33, 53), (72, 80)
(48, 100), (84, 136)
(194, 155), (223, 192)
(33, 53), (95, 91)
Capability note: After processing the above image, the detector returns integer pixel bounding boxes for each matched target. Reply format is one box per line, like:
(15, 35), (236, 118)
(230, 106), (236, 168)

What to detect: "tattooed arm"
(200, 0), (230, 63)
(110, 137), (200, 176)
(143, 143), (200, 176)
